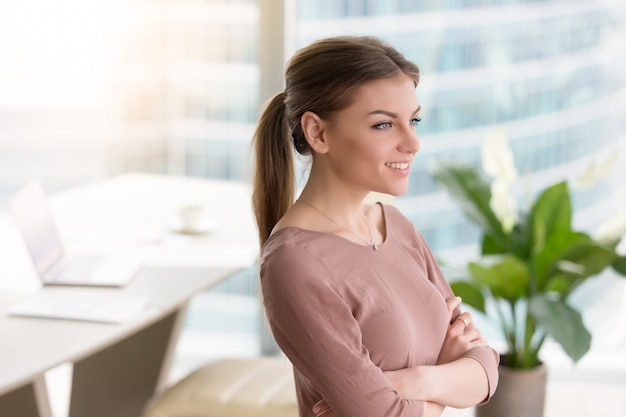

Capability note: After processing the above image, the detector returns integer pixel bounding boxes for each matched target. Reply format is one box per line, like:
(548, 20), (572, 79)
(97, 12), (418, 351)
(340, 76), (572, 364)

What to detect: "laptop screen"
(9, 179), (65, 277)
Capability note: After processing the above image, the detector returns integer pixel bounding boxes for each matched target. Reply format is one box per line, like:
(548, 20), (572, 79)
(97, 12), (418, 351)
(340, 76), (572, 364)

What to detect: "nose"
(400, 125), (420, 155)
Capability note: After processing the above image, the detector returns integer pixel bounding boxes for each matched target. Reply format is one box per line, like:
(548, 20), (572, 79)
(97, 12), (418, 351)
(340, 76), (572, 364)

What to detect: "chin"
(370, 179), (410, 198)
(388, 183), (410, 197)
(374, 186), (407, 198)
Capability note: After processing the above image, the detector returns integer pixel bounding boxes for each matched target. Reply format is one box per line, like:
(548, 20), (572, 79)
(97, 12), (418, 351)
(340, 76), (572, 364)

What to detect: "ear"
(301, 111), (329, 154)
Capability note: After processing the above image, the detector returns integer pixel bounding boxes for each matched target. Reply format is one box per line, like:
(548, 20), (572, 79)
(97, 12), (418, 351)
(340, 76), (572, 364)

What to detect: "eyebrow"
(368, 106), (421, 118)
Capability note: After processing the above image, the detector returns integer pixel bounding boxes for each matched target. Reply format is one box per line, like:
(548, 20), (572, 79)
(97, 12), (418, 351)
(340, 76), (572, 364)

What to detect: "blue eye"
(373, 122), (392, 130)
(410, 117), (422, 127)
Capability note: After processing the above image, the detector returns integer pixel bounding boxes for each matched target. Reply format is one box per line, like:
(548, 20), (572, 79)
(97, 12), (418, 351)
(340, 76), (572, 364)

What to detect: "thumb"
(446, 296), (462, 322)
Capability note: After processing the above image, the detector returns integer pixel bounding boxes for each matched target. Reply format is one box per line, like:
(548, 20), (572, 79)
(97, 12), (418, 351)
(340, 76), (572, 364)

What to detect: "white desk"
(0, 173), (259, 417)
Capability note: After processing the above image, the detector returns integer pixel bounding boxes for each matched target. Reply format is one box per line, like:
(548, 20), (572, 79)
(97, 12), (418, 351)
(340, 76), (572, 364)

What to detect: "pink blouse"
(261, 204), (499, 417)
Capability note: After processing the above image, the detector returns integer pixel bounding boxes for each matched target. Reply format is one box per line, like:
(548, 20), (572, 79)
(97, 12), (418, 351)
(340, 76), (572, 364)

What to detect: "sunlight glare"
(0, 0), (117, 108)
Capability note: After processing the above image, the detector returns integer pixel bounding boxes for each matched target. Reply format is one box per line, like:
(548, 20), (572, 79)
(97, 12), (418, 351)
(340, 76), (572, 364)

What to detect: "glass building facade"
(294, 0), (626, 257)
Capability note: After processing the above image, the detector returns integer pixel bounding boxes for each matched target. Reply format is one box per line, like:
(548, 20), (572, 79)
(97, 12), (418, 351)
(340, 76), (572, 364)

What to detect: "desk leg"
(68, 306), (188, 417)
(0, 375), (53, 417)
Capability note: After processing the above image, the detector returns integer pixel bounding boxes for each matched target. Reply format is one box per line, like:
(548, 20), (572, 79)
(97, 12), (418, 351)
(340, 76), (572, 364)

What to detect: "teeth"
(385, 162), (409, 169)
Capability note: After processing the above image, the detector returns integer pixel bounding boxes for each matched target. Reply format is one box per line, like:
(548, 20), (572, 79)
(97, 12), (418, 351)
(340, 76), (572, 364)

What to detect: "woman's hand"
(312, 399), (444, 417)
(423, 401), (446, 417)
(312, 399), (337, 417)
(437, 297), (488, 365)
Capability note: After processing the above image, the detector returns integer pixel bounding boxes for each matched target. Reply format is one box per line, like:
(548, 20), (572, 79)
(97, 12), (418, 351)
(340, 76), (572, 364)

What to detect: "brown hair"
(251, 36), (420, 247)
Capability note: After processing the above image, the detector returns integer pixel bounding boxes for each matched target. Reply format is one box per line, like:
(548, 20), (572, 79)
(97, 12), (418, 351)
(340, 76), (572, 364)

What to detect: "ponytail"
(252, 92), (295, 247)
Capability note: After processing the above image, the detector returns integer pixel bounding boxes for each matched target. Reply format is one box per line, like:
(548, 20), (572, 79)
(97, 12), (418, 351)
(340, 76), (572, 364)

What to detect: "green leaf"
(450, 281), (486, 313)
(612, 255), (626, 276)
(481, 234), (501, 255)
(545, 242), (617, 296)
(509, 219), (531, 259)
(529, 181), (572, 256)
(559, 242), (617, 276)
(544, 273), (575, 294)
(533, 232), (590, 291)
(432, 161), (508, 250)
(529, 296), (591, 362)
(468, 255), (529, 301)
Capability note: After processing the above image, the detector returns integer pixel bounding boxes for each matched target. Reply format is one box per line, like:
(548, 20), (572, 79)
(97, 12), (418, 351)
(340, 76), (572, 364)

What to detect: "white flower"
(482, 126), (518, 185)
(574, 147), (621, 190)
(482, 127), (518, 232)
(593, 208), (626, 246)
(490, 179), (517, 233)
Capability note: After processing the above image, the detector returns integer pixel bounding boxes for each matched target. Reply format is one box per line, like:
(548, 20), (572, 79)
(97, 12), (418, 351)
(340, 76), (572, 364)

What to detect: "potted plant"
(431, 130), (626, 417)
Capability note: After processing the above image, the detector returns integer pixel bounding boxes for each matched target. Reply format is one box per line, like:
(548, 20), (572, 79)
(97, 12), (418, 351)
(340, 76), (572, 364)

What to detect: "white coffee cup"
(178, 204), (207, 232)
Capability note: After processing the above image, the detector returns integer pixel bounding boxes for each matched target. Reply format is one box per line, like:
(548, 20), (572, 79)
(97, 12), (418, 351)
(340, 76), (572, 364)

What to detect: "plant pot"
(475, 362), (547, 417)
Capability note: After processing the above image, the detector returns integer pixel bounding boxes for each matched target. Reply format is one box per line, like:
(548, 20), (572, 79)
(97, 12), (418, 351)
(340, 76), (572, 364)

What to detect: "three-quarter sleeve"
(412, 229), (500, 402)
(261, 242), (424, 417)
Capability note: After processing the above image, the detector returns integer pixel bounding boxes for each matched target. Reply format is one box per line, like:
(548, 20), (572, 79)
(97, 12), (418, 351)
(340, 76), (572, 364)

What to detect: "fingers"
(445, 296), (462, 322)
(454, 312), (472, 331)
(455, 316), (469, 331)
(463, 327), (488, 345)
(317, 409), (338, 417)
(438, 307), (488, 364)
(451, 324), (489, 350)
(313, 399), (328, 414)
(313, 399), (335, 417)
(452, 312), (488, 345)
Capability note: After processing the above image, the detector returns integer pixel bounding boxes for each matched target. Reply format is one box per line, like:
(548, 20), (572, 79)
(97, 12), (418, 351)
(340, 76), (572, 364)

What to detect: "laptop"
(8, 179), (144, 287)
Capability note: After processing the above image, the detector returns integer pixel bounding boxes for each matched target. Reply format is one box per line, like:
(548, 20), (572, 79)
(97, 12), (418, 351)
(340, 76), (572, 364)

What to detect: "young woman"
(252, 36), (499, 417)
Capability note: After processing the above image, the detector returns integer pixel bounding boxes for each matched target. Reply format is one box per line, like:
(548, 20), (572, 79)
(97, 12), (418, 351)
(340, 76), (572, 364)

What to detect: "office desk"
(0, 173), (259, 417)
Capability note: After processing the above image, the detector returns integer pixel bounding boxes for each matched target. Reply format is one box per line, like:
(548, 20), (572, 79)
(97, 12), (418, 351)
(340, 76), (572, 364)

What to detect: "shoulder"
(260, 229), (343, 305)
(260, 228), (332, 281)
(378, 203), (434, 257)
(378, 203), (404, 222)
(378, 203), (419, 236)
(262, 228), (318, 266)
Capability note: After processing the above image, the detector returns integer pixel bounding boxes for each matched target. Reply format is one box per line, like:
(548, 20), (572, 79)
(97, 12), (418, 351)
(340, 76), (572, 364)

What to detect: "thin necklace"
(297, 199), (379, 250)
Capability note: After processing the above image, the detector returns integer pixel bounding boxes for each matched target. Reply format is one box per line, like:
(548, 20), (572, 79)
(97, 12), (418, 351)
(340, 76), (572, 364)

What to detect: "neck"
(297, 178), (369, 229)
(296, 198), (379, 250)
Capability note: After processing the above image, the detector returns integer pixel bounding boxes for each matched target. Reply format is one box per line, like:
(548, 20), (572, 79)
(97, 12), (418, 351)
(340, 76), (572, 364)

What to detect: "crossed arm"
(314, 297), (492, 417)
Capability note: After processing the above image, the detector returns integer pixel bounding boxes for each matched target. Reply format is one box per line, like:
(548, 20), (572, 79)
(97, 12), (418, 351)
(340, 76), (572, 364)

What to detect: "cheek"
(346, 131), (385, 156)
(328, 127), (389, 169)
(359, 142), (390, 165)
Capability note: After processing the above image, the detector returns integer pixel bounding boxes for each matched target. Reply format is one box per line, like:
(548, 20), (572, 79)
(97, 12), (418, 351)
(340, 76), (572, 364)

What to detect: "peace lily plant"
(432, 129), (626, 369)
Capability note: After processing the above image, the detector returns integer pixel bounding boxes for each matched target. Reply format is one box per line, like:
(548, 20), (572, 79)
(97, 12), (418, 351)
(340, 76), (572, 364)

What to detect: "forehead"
(347, 75), (418, 113)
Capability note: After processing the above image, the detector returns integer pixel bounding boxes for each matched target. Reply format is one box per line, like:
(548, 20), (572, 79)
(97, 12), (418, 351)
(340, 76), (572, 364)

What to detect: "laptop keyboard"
(7, 290), (149, 324)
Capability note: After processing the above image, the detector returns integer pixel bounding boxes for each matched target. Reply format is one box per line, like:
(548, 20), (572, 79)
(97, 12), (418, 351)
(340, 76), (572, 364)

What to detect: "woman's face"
(322, 74), (421, 196)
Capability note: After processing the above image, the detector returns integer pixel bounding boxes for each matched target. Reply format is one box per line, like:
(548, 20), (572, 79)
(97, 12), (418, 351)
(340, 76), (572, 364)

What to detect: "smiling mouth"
(385, 162), (410, 170)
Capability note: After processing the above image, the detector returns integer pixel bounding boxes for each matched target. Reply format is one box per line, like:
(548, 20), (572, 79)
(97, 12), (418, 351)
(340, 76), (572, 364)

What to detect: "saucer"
(170, 218), (217, 235)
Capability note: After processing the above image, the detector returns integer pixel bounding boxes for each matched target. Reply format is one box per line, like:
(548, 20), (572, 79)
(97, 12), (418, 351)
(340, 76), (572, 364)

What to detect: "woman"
(252, 36), (499, 417)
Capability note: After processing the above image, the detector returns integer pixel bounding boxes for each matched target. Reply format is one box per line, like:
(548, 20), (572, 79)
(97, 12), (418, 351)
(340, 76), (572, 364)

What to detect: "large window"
(0, 0), (624, 362)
